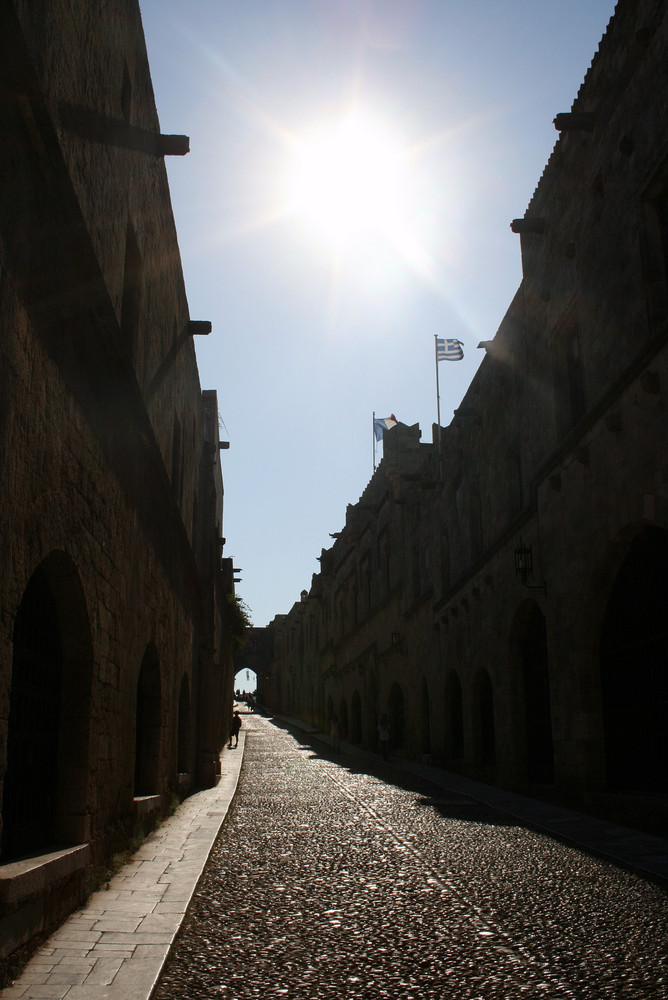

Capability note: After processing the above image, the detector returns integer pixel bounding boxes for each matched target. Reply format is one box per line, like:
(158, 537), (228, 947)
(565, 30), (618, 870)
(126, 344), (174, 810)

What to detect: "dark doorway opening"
(135, 645), (162, 796)
(388, 683), (405, 751)
(421, 679), (431, 755)
(521, 605), (554, 784)
(600, 527), (668, 791)
(444, 671), (464, 760)
(2, 569), (62, 859)
(474, 670), (496, 766)
(351, 691), (362, 744)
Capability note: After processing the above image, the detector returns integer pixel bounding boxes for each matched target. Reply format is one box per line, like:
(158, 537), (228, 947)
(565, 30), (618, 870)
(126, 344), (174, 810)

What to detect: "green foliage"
(226, 593), (252, 648)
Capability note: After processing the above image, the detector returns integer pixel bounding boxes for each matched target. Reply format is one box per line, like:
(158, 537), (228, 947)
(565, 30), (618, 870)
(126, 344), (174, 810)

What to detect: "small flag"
(436, 338), (464, 361)
(374, 414), (398, 441)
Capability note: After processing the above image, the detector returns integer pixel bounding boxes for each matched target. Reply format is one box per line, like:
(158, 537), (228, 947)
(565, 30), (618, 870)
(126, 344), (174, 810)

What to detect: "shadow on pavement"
(266, 714), (521, 830)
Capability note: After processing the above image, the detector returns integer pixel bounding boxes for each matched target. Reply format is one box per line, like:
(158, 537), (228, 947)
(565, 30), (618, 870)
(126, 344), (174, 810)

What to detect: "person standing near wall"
(377, 714), (391, 761)
(228, 711), (242, 749)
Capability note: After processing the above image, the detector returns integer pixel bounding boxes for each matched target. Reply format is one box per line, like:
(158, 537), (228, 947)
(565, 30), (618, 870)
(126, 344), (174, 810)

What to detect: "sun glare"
(286, 111), (413, 247)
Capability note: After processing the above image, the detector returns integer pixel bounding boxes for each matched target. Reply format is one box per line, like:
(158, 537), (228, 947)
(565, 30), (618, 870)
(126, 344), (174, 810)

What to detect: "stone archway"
(444, 670), (464, 760)
(134, 644), (162, 797)
(472, 669), (496, 766)
(339, 697), (349, 740)
(2, 552), (93, 860)
(350, 690), (362, 744)
(420, 677), (431, 756)
(177, 674), (191, 775)
(388, 682), (405, 752)
(510, 600), (554, 784)
(600, 526), (668, 791)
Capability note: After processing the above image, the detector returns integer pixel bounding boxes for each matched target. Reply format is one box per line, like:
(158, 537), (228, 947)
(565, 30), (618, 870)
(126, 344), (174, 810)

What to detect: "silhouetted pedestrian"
(330, 714), (341, 753)
(377, 713), (390, 760)
(228, 711), (242, 749)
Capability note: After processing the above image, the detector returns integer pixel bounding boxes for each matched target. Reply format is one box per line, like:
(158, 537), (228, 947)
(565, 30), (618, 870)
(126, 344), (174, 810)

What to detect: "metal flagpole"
(434, 337), (442, 478)
(373, 411), (377, 473)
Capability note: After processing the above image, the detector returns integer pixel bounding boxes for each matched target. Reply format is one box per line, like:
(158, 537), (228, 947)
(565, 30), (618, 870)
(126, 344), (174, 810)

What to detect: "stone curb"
(0, 732), (246, 1000)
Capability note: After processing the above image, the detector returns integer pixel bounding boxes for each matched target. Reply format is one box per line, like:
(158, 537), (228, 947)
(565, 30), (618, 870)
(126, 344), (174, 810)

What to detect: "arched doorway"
(444, 670), (464, 760)
(234, 668), (257, 696)
(421, 678), (431, 756)
(177, 674), (191, 774)
(351, 691), (362, 744)
(367, 671), (378, 750)
(135, 644), (162, 796)
(513, 602), (554, 784)
(388, 682), (405, 752)
(2, 553), (93, 860)
(2, 567), (62, 858)
(600, 526), (668, 791)
(339, 697), (349, 740)
(473, 670), (496, 766)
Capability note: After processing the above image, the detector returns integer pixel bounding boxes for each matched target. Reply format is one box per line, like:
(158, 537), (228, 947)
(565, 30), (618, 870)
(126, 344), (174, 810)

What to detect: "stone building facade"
(266, 0), (668, 837)
(0, 0), (235, 962)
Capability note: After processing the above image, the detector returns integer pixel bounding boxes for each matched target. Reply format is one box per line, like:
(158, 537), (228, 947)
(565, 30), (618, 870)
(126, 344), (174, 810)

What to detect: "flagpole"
(434, 336), (442, 479)
(373, 411), (376, 473)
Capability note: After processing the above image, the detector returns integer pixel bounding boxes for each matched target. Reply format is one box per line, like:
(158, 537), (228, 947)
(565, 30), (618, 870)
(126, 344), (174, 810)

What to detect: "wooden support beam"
(510, 217), (546, 235)
(58, 102), (189, 156)
(188, 320), (212, 335)
(553, 112), (595, 132)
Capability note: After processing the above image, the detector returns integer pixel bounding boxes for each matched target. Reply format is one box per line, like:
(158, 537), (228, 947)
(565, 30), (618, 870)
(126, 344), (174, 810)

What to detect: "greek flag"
(436, 338), (464, 361)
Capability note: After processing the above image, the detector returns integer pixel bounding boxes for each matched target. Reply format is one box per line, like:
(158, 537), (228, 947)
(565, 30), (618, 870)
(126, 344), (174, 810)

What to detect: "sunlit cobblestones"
(154, 716), (668, 999)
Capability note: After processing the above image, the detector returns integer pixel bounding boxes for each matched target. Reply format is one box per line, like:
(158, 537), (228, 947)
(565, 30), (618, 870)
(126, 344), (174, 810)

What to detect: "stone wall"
(266, 0), (668, 837)
(0, 0), (234, 963)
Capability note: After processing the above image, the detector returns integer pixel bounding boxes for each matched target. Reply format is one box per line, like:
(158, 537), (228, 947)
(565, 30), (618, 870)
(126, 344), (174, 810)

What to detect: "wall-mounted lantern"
(391, 632), (406, 653)
(513, 539), (547, 595)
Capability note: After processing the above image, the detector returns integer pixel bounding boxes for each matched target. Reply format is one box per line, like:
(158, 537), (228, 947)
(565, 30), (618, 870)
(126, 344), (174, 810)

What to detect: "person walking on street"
(377, 713), (391, 761)
(228, 710), (242, 749)
(330, 714), (341, 753)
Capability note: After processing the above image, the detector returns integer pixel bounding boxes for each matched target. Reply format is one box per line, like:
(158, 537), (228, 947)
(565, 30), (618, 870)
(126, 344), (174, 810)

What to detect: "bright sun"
(286, 110), (413, 247)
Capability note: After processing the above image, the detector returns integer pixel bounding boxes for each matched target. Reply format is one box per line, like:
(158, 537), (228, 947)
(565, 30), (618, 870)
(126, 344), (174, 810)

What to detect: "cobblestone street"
(153, 715), (668, 1000)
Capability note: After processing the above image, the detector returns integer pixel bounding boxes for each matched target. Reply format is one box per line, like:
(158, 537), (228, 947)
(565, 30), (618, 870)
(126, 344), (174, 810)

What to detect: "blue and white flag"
(436, 338), (464, 361)
(374, 414), (398, 441)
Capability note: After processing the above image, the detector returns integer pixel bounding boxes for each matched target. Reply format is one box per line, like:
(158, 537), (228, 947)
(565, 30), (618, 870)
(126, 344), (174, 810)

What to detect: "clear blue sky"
(139, 0), (616, 627)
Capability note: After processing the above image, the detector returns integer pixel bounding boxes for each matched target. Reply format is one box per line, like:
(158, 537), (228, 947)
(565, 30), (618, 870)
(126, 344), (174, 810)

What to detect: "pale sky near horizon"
(139, 0), (616, 628)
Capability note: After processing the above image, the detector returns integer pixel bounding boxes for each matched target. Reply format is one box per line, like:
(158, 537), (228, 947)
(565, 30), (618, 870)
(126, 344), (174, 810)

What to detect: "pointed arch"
(510, 600), (554, 784)
(339, 697), (349, 741)
(472, 669), (496, 766)
(388, 682), (405, 752)
(420, 677), (431, 756)
(2, 552), (93, 860)
(177, 673), (191, 775)
(350, 690), (362, 744)
(134, 643), (162, 796)
(444, 669), (464, 760)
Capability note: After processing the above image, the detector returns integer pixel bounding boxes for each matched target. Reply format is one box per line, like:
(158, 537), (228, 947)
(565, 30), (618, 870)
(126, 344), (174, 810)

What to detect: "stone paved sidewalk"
(0, 732), (245, 1000)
